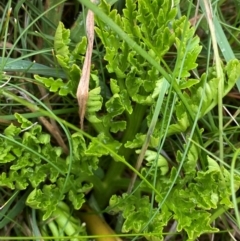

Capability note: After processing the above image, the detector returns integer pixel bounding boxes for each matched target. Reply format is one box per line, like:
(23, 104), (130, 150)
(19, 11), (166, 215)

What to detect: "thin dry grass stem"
(203, 0), (224, 163)
(3, 221), (15, 238)
(0, 118), (17, 126)
(223, 105), (240, 128)
(127, 138), (150, 194)
(21, 220), (33, 237)
(227, 92), (240, 99)
(76, 0), (96, 129)
(20, 84), (69, 153)
(189, 14), (202, 26)
(33, 20), (68, 153)
(218, 214), (240, 241)
(0, 76), (11, 88)
(191, 0), (200, 27)
(164, 221), (177, 241)
(228, 219), (240, 240)
(37, 85), (69, 153)
(0, 41), (21, 53)
(210, 221), (215, 241)
(38, 115), (69, 154)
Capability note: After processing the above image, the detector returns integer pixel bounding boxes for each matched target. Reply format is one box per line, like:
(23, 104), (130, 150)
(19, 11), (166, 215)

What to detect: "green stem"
(210, 197), (240, 223)
(89, 121), (113, 140)
(79, 173), (106, 199)
(95, 103), (147, 207)
(106, 178), (152, 194)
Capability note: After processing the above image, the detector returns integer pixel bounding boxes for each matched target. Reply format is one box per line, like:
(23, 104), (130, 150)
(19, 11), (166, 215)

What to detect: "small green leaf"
(4, 124), (21, 137)
(15, 113), (33, 129)
(68, 190), (85, 210)
(207, 156), (221, 172)
(0, 172), (15, 189)
(86, 133), (122, 157)
(179, 78), (200, 89)
(10, 152), (33, 171)
(14, 170), (29, 190)
(106, 93), (125, 117)
(34, 75), (65, 92)
(86, 87), (103, 122)
(55, 54), (70, 70)
(137, 149), (169, 175)
(125, 133), (159, 149)
(0, 146), (15, 163)
(26, 185), (64, 220)
(38, 133), (51, 144)
(109, 120), (126, 133)
(70, 133), (99, 175)
(168, 111), (190, 136)
(71, 37), (87, 58)
(72, 133), (86, 160)
(54, 22), (70, 57)
(27, 165), (48, 188)
(69, 64), (81, 88)
(110, 79), (120, 94)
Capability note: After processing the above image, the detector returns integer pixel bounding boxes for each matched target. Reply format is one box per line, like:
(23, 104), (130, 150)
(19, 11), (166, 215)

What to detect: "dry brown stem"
(76, 0), (96, 129)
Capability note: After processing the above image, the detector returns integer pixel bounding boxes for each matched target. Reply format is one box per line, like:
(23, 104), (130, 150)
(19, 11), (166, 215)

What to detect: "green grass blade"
(0, 189), (31, 229)
(0, 57), (66, 78)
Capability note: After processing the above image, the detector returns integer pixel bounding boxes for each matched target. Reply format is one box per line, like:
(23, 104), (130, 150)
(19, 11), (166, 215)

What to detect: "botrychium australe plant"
(0, 0), (240, 240)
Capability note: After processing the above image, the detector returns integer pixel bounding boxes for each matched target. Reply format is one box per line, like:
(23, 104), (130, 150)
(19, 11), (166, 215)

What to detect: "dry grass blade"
(76, 0), (96, 129)
(38, 116), (69, 154)
(36, 83), (69, 154)
(202, 0), (224, 162)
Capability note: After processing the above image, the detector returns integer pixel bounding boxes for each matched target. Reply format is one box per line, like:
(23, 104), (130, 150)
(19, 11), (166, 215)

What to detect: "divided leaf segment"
(0, 0), (240, 240)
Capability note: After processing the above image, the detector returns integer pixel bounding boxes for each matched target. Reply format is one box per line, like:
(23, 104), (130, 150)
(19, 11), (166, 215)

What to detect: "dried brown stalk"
(76, 0), (96, 129)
